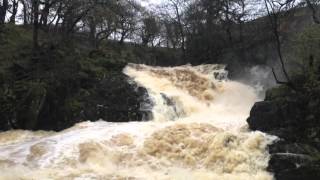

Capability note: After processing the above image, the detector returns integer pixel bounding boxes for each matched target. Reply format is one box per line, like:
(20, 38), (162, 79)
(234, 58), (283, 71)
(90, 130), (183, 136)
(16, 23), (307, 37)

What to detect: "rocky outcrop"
(247, 87), (320, 180)
(78, 73), (152, 123)
(0, 61), (152, 132)
(36, 68), (153, 131)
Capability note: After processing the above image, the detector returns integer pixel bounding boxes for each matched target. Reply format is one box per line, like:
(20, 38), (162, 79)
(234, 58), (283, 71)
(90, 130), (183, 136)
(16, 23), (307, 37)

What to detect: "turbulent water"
(0, 64), (276, 180)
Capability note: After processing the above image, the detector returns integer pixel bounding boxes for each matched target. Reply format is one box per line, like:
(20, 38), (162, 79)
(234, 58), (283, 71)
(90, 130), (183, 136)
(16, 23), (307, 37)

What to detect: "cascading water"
(0, 64), (276, 180)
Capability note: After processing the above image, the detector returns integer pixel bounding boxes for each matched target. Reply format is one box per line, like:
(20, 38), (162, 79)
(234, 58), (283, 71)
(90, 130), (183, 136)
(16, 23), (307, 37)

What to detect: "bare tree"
(140, 15), (159, 46)
(39, 0), (61, 27)
(59, 0), (96, 35)
(115, 0), (140, 45)
(19, 0), (29, 25)
(9, 0), (19, 23)
(0, 0), (8, 24)
(169, 0), (186, 54)
(85, 1), (118, 48)
(305, 0), (320, 24)
(264, 0), (297, 88)
(32, 0), (40, 49)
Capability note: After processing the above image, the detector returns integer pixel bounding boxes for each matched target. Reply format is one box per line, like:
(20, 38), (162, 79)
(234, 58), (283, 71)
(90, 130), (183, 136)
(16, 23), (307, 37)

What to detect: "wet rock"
(270, 158), (320, 180)
(247, 99), (305, 141)
(247, 90), (320, 180)
(3, 63), (153, 131)
(78, 73), (152, 123)
(247, 101), (281, 132)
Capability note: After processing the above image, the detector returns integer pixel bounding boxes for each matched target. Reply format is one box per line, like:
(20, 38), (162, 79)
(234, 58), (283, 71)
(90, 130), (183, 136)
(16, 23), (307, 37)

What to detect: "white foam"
(0, 64), (276, 180)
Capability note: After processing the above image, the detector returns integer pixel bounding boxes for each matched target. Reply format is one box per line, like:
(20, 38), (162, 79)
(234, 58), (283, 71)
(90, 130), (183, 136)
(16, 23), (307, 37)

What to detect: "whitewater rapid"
(0, 64), (276, 180)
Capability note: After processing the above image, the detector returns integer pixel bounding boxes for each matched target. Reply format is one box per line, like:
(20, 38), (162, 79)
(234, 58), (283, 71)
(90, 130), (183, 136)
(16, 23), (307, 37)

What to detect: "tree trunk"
(40, 1), (50, 27)
(89, 17), (97, 47)
(33, 0), (40, 49)
(264, 0), (295, 89)
(119, 33), (125, 45)
(173, 2), (185, 55)
(0, 0), (8, 24)
(205, 0), (215, 60)
(21, 0), (28, 25)
(119, 28), (128, 45)
(9, 0), (18, 24)
(53, 2), (62, 32)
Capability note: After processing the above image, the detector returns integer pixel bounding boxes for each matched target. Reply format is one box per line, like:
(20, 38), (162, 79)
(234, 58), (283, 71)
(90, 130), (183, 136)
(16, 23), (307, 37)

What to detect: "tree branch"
(305, 0), (320, 24)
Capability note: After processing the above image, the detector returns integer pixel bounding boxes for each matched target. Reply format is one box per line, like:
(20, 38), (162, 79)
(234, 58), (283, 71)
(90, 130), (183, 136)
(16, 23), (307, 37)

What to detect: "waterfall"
(0, 64), (276, 180)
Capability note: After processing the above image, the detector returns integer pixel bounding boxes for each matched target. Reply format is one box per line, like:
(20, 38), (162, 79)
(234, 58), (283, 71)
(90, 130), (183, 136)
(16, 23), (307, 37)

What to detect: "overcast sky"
(140, 0), (165, 7)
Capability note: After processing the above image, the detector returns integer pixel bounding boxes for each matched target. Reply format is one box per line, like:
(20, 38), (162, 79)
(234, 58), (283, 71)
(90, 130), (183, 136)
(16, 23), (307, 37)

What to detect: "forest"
(1, 0), (320, 179)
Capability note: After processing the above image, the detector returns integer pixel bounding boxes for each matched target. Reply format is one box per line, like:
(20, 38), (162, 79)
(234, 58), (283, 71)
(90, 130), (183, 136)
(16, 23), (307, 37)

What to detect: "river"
(0, 64), (276, 180)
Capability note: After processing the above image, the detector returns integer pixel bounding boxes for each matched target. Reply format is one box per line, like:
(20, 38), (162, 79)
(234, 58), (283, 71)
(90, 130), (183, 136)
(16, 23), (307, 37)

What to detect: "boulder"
(247, 93), (320, 180)
(80, 73), (152, 122)
(247, 101), (281, 132)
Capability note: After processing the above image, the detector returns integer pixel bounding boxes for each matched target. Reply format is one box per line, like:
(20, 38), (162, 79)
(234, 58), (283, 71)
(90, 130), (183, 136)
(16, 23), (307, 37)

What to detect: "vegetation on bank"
(0, 24), (177, 131)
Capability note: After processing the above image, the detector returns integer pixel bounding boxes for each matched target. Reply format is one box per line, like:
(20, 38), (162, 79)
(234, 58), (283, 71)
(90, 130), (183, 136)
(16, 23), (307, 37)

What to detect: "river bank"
(247, 85), (320, 180)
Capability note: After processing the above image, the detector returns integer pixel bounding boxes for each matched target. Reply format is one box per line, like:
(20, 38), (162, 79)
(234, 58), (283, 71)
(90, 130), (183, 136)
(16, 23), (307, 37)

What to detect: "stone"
(247, 91), (320, 180)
